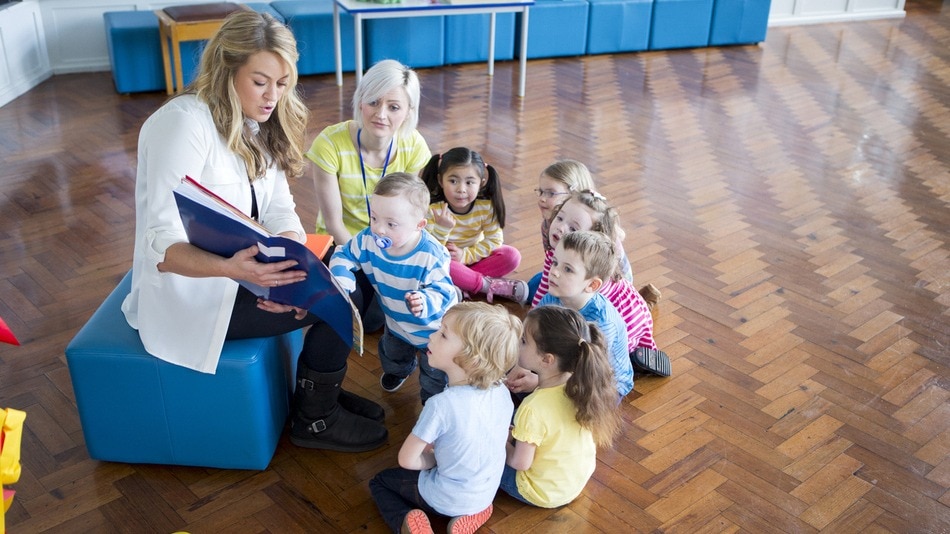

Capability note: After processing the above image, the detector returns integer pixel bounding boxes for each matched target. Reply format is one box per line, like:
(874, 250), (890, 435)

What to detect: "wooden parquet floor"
(2, 1), (949, 532)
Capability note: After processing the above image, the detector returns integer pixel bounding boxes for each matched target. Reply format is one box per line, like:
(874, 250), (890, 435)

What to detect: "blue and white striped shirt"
(330, 228), (458, 348)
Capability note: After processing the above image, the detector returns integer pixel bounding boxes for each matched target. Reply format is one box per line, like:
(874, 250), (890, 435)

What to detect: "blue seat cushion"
(65, 271), (302, 470)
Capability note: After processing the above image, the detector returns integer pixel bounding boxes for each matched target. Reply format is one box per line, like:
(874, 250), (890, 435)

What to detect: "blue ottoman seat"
(708, 0), (770, 46)
(586, 0), (653, 55)
(517, 0), (589, 59)
(65, 271), (303, 470)
(103, 11), (166, 94)
(272, 0), (356, 75)
(444, 13), (515, 65)
(650, 0), (714, 49)
(104, 10), (202, 94)
(366, 16), (445, 69)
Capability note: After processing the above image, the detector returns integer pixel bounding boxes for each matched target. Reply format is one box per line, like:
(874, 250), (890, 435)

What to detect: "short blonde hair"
(444, 302), (521, 389)
(373, 172), (430, 218)
(560, 230), (617, 281)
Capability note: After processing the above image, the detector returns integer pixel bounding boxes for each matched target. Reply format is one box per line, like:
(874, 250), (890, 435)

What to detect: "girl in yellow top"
(501, 305), (621, 508)
(421, 147), (528, 304)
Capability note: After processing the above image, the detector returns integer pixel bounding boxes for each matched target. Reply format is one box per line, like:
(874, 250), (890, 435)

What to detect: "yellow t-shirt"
(306, 120), (431, 236)
(512, 384), (597, 508)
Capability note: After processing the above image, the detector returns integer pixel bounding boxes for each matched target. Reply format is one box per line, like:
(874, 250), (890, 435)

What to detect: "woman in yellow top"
(306, 59), (431, 245)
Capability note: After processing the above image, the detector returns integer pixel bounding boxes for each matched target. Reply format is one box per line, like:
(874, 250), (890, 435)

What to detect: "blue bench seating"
(444, 13), (516, 65)
(650, 0), (715, 50)
(103, 0), (770, 93)
(517, 0), (590, 59)
(586, 0), (653, 55)
(65, 271), (303, 470)
(709, 0), (771, 46)
(366, 17), (446, 69)
(272, 0), (356, 75)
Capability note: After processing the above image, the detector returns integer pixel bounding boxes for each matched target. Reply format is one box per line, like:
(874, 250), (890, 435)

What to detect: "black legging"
(225, 286), (350, 372)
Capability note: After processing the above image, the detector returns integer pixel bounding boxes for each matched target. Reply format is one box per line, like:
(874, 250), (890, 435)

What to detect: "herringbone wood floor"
(2, 1), (949, 532)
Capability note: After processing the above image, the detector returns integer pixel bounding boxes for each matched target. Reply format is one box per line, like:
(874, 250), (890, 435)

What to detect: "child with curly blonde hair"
(370, 302), (521, 534)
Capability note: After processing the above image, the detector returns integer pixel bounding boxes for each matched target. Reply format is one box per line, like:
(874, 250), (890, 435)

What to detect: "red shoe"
(401, 509), (434, 534)
(446, 504), (493, 534)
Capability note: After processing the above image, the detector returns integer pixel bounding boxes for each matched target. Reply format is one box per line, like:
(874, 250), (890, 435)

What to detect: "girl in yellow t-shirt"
(501, 305), (621, 508)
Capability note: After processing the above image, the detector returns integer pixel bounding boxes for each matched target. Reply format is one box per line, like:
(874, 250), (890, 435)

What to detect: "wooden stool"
(156, 2), (247, 95)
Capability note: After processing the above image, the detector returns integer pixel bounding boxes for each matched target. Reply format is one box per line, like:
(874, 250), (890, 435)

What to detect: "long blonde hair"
(192, 11), (309, 180)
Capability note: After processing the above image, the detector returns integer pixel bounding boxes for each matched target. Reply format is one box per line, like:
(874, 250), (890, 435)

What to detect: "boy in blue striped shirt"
(331, 172), (459, 404)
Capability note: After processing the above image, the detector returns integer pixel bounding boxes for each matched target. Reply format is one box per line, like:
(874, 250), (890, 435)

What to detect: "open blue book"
(173, 176), (363, 354)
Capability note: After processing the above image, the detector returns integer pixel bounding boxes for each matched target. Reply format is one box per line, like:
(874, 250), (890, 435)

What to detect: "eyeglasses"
(534, 188), (571, 200)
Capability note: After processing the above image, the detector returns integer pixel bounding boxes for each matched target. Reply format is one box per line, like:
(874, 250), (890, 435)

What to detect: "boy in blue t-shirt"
(508, 230), (634, 398)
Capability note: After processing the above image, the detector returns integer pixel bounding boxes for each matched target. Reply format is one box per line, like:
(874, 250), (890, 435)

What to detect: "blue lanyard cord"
(357, 128), (394, 218)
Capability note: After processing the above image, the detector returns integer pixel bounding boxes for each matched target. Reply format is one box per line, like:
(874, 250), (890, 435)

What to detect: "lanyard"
(357, 128), (393, 217)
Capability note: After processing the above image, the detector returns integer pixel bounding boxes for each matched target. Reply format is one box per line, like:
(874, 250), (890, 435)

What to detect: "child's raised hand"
(445, 242), (463, 262)
(405, 291), (425, 317)
(505, 365), (539, 393)
(432, 203), (456, 229)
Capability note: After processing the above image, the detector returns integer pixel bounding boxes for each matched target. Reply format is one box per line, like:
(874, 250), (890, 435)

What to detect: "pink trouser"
(450, 245), (522, 293)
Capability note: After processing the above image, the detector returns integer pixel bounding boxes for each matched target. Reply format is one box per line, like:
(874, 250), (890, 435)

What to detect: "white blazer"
(122, 95), (305, 373)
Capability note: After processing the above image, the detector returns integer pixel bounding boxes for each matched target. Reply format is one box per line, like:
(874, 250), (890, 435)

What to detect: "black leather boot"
(291, 365), (388, 452)
(339, 390), (386, 422)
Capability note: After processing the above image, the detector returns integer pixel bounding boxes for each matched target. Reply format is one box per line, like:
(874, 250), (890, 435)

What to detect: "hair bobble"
(577, 338), (586, 347)
(589, 190), (607, 202)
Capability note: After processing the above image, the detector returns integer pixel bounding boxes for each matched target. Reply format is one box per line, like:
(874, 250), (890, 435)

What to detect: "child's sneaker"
(380, 373), (410, 392)
(447, 504), (493, 534)
(484, 277), (529, 305)
(401, 509), (434, 534)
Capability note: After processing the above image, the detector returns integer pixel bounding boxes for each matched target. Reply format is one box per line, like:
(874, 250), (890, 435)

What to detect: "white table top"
(335, 0), (533, 14)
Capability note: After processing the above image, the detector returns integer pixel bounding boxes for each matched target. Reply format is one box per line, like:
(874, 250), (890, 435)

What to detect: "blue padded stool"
(103, 11), (203, 94)
(272, 0), (356, 75)
(708, 0), (770, 46)
(586, 0), (653, 55)
(103, 11), (166, 94)
(246, 2), (286, 23)
(65, 271), (303, 470)
(650, 0), (713, 49)
(366, 17), (445, 69)
(444, 13), (515, 65)
(516, 0), (589, 59)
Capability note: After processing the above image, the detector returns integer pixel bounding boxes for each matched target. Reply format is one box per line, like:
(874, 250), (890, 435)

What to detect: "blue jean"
(369, 467), (439, 533)
(498, 464), (533, 505)
(378, 328), (447, 403)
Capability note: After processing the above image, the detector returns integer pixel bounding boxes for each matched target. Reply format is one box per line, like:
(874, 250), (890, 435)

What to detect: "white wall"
(39, 0), (212, 74)
(769, 0), (906, 26)
(0, 0), (51, 107)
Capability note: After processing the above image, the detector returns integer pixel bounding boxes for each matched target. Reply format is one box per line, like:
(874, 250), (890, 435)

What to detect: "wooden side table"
(155, 3), (248, 95)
